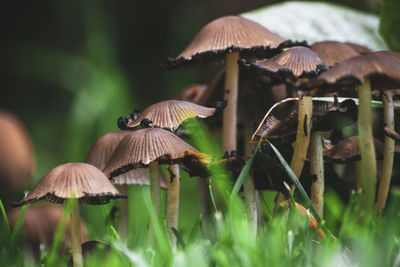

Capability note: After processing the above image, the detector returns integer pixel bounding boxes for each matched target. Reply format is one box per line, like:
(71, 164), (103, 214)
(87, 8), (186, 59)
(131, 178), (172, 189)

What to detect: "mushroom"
(12, 163), (126, 267)
(8, 205), (87, 260)
(0, 111), (35, 196)
(173, 84), (207, 104)
(311, 41), (360, 68)
(85, 130), (167, 235)
(303, 53), (400, 214)
(103, 128), (208, 245)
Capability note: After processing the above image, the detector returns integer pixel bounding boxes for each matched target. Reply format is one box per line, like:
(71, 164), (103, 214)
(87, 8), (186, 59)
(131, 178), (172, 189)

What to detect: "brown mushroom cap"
(374, 50), (400, 62)
(311, 41), (360, 67)
(324, 136), (384, 163)
(164, 15), (286, 69)
(240, 46), (326, 79)
(173, 84), (207, 104)
(8, 205), (87, 257)
(85, 131), (166, 187)
(13, 163), (126, 206)
(103, 128), (208, 178)
(0, 112), (35, 192)
(304, 54), (400, 91)
(124, 100), (216, 131)
(345, 42), (373, 55)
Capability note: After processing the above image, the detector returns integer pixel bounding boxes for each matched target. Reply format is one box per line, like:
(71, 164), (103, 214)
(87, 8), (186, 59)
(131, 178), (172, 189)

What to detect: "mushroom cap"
(124, 100), (216, 131)
(103, 128), (208, 178)
(240, 46), (326, 80)
(13, 163), (126, 206)
(374, 50), (400, 62)
(345, 42), (373, 55)
(295, 203), (326, 238)
(85, 131), (166, 188)
(173, 84), (207, 104)
(324, 136), (384, 163)
(0, 112), (35, 192)
(164, 15), (286, 69)
(309, 54), (400, 91)
(311, 41), (360, 67)
(251, 98), (356, 143)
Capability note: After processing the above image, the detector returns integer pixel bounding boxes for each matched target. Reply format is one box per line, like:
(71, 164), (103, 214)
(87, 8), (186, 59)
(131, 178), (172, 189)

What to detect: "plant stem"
(149, 162), (161, 214)
(275, 95), (313, 210)
(243, 123), (258, 232)
(166, 164), (180, 248)
(70, 200), (83, 267)
(357, 80), (377, 215)
(376, 91), (395, 213)
(118, 185), (128, 237)
(310, 131), (324, 217)
(355, 161), (362, 191)
(223, 52), (239, 154)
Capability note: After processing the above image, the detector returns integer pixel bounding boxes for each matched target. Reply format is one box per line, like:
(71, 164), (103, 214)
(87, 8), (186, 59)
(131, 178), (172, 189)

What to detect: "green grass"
(1, 120), (400, 267)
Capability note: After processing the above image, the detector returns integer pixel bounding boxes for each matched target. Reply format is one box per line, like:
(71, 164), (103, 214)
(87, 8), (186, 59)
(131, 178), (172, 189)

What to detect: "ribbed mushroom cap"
(123, 100), (216, 131)
(0, 112), (35, 192)
(324, 136), (384, 163)
(85, 131), (166, 187)
(164, 15), (286, 69)
(251, 98), (357, 143)
(311, 41), (359, 67)
(240, 46), (326, 79)
(375, 50), (400, 62)
(345, 42), (373, 55)
(103, 128), (208, 178)
(308, 54), (400, 91)
(13, 163), (126, 207)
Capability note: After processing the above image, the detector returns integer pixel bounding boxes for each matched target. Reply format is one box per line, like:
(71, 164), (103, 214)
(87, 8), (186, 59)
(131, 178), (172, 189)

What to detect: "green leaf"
(380, 0), (400, 51)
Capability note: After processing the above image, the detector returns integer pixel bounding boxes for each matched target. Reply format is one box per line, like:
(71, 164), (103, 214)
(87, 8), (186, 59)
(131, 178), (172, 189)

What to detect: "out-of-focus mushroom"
(12, 163), (126, 267)
(311, 41), (360, 68)
(8, 205), (87, 260)
(0, 112), (35, 196)
(295, 203), (326, 239)
(344, 42), (373, 55)
(173, 84), (207, 104)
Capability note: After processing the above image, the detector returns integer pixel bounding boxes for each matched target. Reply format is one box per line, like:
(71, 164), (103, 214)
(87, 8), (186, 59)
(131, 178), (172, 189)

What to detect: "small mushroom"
(173, 84), (207, 104)
(311, 41), (360, 67)
(12, 163), (126, 267)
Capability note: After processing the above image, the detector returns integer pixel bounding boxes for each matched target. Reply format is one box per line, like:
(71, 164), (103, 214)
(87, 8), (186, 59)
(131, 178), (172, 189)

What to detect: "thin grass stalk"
(310, 131), (324, 217)
(376, 90), (395, 212)
(275, 95), (313, 209)
(355, 161), (362, 191)
(70, 200), (83, 267)
(222, 51), (239, 154)
(166, 164), (180, 248)
(357, 80), (377, 215)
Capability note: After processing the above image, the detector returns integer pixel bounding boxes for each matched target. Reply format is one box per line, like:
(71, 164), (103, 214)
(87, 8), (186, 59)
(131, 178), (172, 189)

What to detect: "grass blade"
(11, 204), (29, 243)
(0, 199), (12, 245)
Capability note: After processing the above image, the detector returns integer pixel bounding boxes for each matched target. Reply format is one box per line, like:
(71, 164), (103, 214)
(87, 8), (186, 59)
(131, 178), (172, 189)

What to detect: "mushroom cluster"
(7, 12), (400, 266)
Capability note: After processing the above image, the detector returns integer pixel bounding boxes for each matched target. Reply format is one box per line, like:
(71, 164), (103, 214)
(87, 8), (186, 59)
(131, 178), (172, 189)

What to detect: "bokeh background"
(0, 0), (389, 242)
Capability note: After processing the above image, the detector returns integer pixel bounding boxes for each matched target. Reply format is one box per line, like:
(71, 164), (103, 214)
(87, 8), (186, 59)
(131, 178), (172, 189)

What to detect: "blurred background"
(0, 0), (388, 242)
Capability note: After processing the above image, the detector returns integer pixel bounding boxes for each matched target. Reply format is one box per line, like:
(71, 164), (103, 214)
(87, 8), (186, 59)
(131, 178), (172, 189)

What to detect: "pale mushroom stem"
(243, 123), (258, 232)
(149, 162), (161, 214)
(357, 80), (377, 215)
(223, 51), (239, 154)
(275, 95), (313, 209)
(118, 185), (128, 236)
(70, 200), (83, 267)
(376, 90), (395, 213)
(310, 131), (324, 217)
(166, 164), (180, 248)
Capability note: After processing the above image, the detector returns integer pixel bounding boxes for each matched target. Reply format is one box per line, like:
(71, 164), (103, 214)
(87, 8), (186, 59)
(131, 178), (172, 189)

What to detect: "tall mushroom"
(85, 130), (167, 235)
(103, 128), (208, 246)
(12, 163), (126, 267)
(303, 53), (400, 215)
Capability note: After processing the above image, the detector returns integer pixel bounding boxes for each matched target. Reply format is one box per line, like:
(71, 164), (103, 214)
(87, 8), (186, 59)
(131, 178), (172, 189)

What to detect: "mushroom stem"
(274, 95), (313, 209)
(243, 123), (258, 232)
(355, 161), (362, 191)
(166, 164), (180, 248)
(118, 185), (128, 236)
(149, 162), (161, 214)
(357, 80), (377, 214)
(223, 51), (239, 154)
(310, 131), (324, 217)
(376, 91), (395, 213)
(70, 200), (83, 267)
